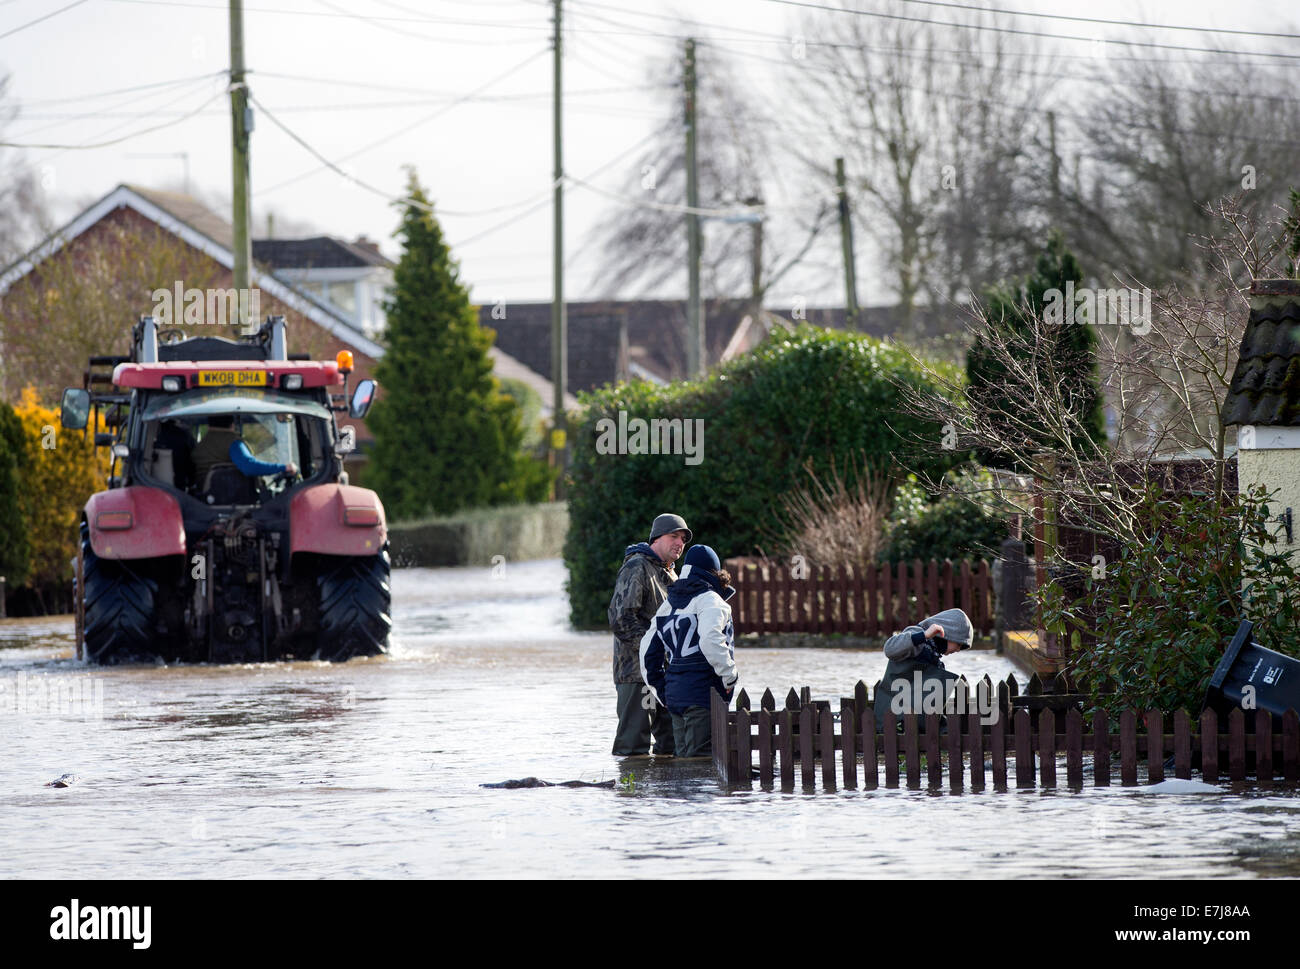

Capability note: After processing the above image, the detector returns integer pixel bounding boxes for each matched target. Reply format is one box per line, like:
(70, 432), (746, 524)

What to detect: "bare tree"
(1051, 52), (1300, 289)
(790, 3), (1055, 331)
(898, 195), (1293, 558)
(582, 40), (831, 309)
(0, 74), (52, 268)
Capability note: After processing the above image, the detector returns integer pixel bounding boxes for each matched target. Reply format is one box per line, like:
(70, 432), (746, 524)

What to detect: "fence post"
(820, 708), (836, 791)
(1174, 710), (1191, 780)
(758, 708), (774, 790)
(884, 710), (899, 788)
(1040, 708), (1056, 788)
(968, 711), (984, 791)
(1284, 710), (1299, 783)
(1015, 709), (1034, 788)
(1200, 709), (1219, 783)
(1120, 710), (1137, 785)
(1146, 710), (1164, 783)
(800, 704), (816, 790)
(1256, 710), (1273, 783)
(841, 696), (857, 790)
(1228, 708), (1246, 782)
(736, 705), (752, 790)
(711, 690), (726, 783)
(904, 714), (921, 789)
(1066, 708), (1083, 786)
(862, 705), (878, 789)
(779, 709), (795, 792)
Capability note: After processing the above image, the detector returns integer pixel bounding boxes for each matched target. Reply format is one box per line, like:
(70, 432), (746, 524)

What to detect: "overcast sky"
(1, 0), (1292, 307)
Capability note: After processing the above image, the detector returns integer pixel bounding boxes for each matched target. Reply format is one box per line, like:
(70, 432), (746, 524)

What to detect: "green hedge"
(562, 326), (966, 628)
(884, 471), (1013, 563)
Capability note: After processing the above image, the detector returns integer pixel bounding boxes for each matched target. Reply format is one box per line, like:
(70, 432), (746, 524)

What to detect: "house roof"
(1221, 279), (1300, 427)
(0, 183), (384, 359)
(253, 236), (394, 270)
(490, 347), (578, 414)
(0, 184), (572, 413)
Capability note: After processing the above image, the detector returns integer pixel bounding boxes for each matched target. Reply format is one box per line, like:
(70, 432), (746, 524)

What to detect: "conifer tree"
(367, 171), (549, 519)
(966, 230), (1107, 470)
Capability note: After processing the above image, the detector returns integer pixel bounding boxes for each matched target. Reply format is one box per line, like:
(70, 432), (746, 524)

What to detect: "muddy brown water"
(1, 559), (1298, 878)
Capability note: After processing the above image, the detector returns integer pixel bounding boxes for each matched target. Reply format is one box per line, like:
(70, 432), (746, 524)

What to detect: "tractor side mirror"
(61, 388), (91, 430)
(349, 379), (376, 419)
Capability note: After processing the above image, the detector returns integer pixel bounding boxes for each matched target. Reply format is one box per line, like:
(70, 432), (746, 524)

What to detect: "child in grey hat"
(875, 607), (973, 732)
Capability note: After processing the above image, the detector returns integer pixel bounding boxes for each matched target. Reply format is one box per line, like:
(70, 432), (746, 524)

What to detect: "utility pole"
(550, 0), (568, 483)
(229, 0), (254, 330)
(747, 194), (763, 325)
(684, 38), (704, 377)
(1047, 111), (1061, 215)
(835, 157), (860, 331)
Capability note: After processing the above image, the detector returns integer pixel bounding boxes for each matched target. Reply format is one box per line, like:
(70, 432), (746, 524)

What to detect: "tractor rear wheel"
(313, 547), (392, 661)
(80, 520), (159, 664)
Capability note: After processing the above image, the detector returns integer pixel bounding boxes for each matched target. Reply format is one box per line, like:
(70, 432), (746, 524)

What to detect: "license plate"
(198, 371), (267, 387)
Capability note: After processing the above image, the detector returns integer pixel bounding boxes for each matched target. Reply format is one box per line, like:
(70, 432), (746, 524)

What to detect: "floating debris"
(1143, 778), (1221, 794)
(45, 774), (79, 788)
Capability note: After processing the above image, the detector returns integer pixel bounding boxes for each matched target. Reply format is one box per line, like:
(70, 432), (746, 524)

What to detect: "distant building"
(1222, 278), (1300, 561)
(253, 235), (393, 340)
(0, 185), (575, 448)
(479, 298), (950, 395)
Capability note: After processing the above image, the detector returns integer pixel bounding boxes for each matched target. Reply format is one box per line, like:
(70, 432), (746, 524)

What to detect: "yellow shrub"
(12, 387), (109, 587)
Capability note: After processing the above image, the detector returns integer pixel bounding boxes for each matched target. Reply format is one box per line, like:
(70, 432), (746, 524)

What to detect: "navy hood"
(666, 545), (735, 607)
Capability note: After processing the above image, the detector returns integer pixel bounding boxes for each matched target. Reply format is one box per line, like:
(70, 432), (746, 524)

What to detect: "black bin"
(1202, 620), (1300, 724)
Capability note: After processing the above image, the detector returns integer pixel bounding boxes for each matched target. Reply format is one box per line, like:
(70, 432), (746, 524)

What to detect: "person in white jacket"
(639, 545), (737, 757)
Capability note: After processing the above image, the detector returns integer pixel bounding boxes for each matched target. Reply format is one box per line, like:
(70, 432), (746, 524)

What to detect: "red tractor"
(61, 316), (391, 663)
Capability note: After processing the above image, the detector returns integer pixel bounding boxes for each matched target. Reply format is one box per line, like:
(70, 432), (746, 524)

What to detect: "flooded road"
(2, 559), (1298, 879)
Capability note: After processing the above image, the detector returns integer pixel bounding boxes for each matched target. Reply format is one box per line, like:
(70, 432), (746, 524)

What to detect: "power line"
(0, 88), (226, 149)
(568, 175), (766, 218)
(258, 47), (550, 195)
(254, 70), (670, 100)
(705, 39), (1300, 150)
(889, 0), (1300, 42)
(0, 0), (90, 40)
(10, 74), (221, 140)
(107, 0), (553, 31)
(455, 130), (663, 247)
(756, 0), (1300, 62)
(309, 0), (544, 46)
(7, 72), (225, 107)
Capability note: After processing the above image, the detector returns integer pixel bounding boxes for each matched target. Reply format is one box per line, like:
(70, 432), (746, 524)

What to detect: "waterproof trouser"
(670, 705), (712, 758)
(613, 682), (676, 755)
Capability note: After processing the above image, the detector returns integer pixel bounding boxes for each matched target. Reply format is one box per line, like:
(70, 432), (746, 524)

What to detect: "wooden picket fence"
(724, 558), (994, 637)
(710, 675), (1300, 791)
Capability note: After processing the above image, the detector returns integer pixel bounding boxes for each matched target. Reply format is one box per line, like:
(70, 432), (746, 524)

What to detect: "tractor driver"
(192, 414), (298, 487)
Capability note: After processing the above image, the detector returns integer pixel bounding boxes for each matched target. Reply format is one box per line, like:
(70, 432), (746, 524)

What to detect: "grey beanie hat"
(649, 513), (692, 544)
(919, 607), (974, 646)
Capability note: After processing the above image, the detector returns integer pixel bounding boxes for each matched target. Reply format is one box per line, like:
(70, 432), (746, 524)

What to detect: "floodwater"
(1, 558), (1298, 879)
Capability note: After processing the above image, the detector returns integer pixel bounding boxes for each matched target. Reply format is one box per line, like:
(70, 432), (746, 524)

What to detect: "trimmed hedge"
(563, 325), (966, 628)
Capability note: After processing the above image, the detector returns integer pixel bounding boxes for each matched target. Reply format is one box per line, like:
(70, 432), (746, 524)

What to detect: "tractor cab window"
(139, 388), (332, 502)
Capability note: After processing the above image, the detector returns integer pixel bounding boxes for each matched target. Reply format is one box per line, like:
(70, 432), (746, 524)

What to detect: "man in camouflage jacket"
(609, 513), (691, 756)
